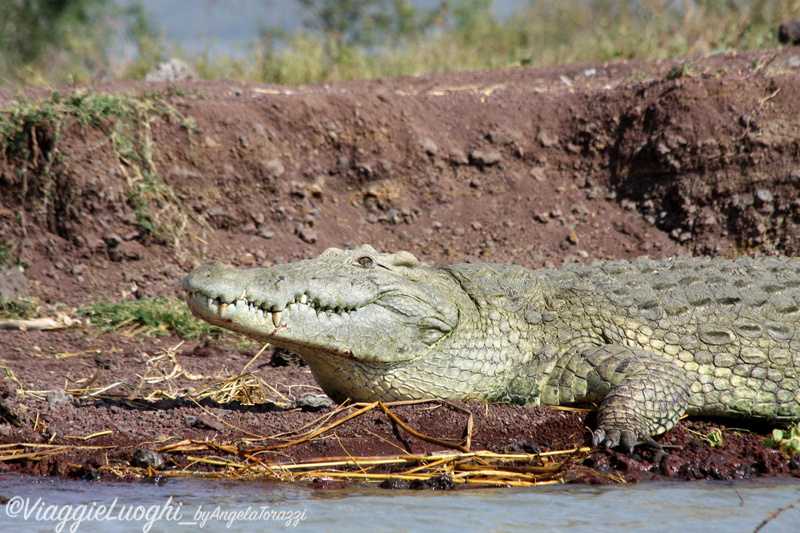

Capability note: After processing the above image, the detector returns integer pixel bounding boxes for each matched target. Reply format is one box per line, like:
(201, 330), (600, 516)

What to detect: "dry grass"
(0, 349), (608, 486)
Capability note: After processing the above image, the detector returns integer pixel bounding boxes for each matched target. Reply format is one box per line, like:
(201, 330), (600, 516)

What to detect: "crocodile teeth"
(272, 311), (282, 328)
(300, 294), (308, 304)
(219, 302), (228, 317)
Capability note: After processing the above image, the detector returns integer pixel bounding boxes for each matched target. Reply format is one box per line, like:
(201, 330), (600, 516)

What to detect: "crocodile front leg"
(542, 344), (692, 453)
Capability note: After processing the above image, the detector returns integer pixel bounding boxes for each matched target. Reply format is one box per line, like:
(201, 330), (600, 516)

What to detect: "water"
(116, 0), (525, 55)
(1, 475), (798, 532)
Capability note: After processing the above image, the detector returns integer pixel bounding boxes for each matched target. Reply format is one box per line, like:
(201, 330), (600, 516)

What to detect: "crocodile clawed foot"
(592, 428), (663, 454)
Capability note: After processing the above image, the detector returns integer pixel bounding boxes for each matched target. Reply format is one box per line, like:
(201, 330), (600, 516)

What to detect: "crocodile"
(182, 245), (800, 451)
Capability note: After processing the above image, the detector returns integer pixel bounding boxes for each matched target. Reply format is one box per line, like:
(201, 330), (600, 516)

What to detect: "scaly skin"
(183, 245), (800, 451)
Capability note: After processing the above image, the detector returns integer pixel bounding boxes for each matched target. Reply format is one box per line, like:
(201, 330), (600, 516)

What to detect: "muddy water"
(0, 475), (798, 532)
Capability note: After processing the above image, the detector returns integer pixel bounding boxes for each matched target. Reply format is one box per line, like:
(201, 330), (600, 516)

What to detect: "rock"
(46, 389), (72, 406)
(293, 393), (334, 411)
(145, 58), (196, 82)
(0, 397), (21, 427)
(754, 188), (774, 205)
(537, 130), (559, 147)
(102, 234), (123, 248)
(528, 168), (547, 183)
(533, 212), (549, 224)
(567, 230), (580, 244)
(0, 269), (28, 302)
(500, 439), (542, 454)
(108, 241), (143, 262)
(410, 475), (454, 490)
(754, 189), (775, 215)
(264, 159), (285, 179)
(379, 478), (410, 490)
(486, 129), (509, 144)
(296, 228), (317, 244)
(130, 449), (166, 469)
(449, 149), (469, 165)
(469, 148), (502, 167)
(418, 137), (438, 156)
(779, 19), (800, 44)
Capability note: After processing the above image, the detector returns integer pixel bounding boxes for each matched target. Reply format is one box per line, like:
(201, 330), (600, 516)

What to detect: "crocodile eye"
(356, 256), (374, 267)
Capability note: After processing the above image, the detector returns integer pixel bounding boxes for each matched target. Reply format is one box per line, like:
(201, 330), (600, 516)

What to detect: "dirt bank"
(1, 47), (800, 486)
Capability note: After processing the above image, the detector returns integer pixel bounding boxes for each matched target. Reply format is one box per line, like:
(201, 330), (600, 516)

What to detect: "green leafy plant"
(764, 424), (800, 457)
(0, 298), (43, 320)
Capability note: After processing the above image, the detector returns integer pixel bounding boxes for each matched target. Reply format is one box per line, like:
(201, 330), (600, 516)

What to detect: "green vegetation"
(0, 0), (157, 85)
(765, 424), (800, 457)
(1, 0), (797, 86)
(0, 88), (202, 252)
(0, 298), (43, 321)
(0, 294), (250, 344)
(80, 297), (228, 340)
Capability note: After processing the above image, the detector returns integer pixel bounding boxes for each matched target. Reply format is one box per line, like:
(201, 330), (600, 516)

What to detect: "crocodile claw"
(592, 428), (663, 454)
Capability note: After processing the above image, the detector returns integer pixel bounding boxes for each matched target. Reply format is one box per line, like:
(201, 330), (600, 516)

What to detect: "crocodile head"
(182, 245), (466, 401)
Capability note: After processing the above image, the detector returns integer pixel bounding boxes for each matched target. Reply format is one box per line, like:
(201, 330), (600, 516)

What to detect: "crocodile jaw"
(184, 288), (453, 364)
(182, 247), (461, 371)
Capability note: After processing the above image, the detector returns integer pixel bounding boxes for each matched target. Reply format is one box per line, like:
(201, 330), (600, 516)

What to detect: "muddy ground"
(1, 47), (800, 486)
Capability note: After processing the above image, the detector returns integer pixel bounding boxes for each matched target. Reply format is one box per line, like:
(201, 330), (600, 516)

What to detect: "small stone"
(449, 149), (469, 165)
(130, 449), (165, 469)
(486, 130), (509, 144)
(380, 478), (410, 490)
(108, 241), (143, 262)
(570, 203), (589, 217)
(418, 137), (438, 156)
(537, 130), (559, 147)
(296, 228), (317, 244)
(567, 230), (580, 244)
(410, 475), (454, 490)
(264, 159), (285, 179)
(471, 221), (483, 231)
(103, 234), (123, 248)
(529, 167), (546, 182)
(0, 269), (28, 302)
(46, 389), (71, 406)
(754, 189), (774, 205)
(294, 393), (334, 411)
(469, 149), (502, 167)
